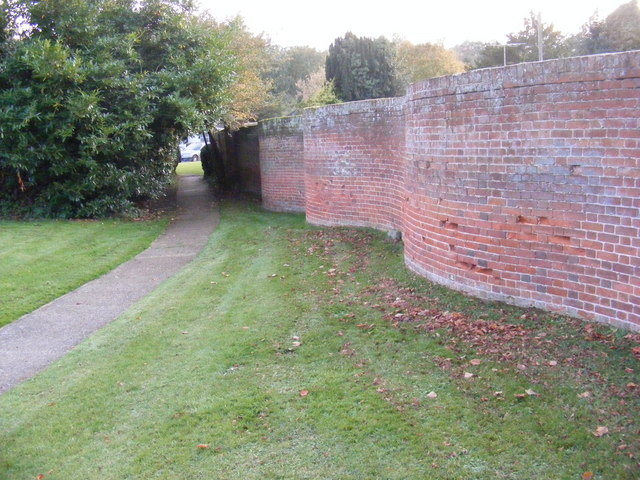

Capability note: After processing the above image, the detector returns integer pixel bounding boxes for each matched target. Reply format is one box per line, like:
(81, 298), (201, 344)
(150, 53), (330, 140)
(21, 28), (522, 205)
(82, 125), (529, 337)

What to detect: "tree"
(568, 13), (608, 56)
(395, 41), (465, 90)
(602, 0), (640, 52)
(567, 1), (640, 56)
(325, 32), (400, 102)
(296, 68), (340, 108)
(473, 12), (569, 69)
(452, 41), (486, 69)
(269, 46), (326, 99)
(508, 12), (569, 62)
(258, 45), (326, 118)
(214, 16), (272, 129)
(0, 0), (236, 217)
(0, 1), (8, 49)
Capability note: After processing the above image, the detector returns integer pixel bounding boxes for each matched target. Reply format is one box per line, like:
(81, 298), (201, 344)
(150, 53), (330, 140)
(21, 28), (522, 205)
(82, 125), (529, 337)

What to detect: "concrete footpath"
(0, 175), (218, 394)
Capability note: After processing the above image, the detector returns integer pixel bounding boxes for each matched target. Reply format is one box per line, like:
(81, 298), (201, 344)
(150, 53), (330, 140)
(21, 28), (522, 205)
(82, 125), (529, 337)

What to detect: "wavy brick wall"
(257, 51), (640, 330)
(259, 116), (305, 212)
(304, 98), (406, 230)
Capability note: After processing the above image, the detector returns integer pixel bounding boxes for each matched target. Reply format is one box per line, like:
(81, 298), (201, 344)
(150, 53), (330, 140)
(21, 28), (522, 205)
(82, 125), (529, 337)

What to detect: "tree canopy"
(570, 0), (640, 55)
(466, 1), (640, 70)
(0, 0), (236, 217)
(326, 32), (399, 102)
(259, 45), (327, 118)
(395, 40), (465, 89)
(473, 12), (568, 69)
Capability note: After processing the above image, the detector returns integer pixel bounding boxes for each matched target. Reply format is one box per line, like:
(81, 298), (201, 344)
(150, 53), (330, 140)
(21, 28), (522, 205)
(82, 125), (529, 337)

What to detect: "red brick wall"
(259, 116), (305, 212)
(304, 98), (406, 230)
(257, 51), (640, 330)
(403, 52), (640, 331)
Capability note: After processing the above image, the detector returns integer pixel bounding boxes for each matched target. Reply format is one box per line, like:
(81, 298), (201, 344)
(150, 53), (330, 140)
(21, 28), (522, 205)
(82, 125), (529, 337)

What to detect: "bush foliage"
(0, 0), (235, 217)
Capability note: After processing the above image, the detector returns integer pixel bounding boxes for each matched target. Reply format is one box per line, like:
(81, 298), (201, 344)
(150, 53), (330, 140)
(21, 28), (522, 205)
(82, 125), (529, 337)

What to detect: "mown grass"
(0, 200), (637, 479)
(176, 160), (204, 176)
(0, 218), (168, 328)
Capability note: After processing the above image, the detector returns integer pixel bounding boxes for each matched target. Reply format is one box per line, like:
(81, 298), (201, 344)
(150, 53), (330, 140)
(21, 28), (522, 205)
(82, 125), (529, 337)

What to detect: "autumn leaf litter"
(287, 226), (640, 460)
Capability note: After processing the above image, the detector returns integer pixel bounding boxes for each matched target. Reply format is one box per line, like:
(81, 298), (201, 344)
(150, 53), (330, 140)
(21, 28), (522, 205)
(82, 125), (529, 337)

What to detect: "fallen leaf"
(299, 389), (309, 397)
(582, 472), (593, 480)
(463, 372), (474, 379)
(426, 391), (438, 399)
(618, 444), (628, 451)
(197, 444), (210, 449)
(470, 359), (481, 366)
(356, 323), (375, 330)
(493, 391), (503, 396)
(517, 364), (527, 371)
(548, 360), (558, 366)
(525, 389), (539, 396)
(627, 383), (637, 389)
(36, 475), (45, 480)
(578, 391), (591, 398)
(593, 426), (609, 437)
(514, 393), (527, 400)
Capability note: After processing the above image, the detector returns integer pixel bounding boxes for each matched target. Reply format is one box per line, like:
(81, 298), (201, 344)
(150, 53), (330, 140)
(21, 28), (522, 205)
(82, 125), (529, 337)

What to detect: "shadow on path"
(0, 175), (218, 394)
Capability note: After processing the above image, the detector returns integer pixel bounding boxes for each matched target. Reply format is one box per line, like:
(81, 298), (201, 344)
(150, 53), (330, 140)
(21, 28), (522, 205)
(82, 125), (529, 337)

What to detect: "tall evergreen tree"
(325, 32), (399, 102)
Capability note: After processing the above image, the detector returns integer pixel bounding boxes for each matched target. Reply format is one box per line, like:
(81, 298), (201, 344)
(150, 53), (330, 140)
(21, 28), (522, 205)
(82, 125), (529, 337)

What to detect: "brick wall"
(259, 116), (305, 212)
(256, 51), (640, 330)
(304, 98), (406, 230)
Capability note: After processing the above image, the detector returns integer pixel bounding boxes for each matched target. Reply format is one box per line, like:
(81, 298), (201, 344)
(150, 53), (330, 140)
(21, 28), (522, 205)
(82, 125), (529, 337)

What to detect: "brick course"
(256, 51), (640, 330)
(259, 116), (305, 212)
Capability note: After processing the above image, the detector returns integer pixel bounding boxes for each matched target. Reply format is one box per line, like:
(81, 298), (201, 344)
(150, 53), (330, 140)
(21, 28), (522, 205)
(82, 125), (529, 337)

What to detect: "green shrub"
(0, 0), (235, 218)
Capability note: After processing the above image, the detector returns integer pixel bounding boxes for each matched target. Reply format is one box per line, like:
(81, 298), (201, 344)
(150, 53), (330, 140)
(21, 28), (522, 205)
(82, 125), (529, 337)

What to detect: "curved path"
(0, 175), (218, 394)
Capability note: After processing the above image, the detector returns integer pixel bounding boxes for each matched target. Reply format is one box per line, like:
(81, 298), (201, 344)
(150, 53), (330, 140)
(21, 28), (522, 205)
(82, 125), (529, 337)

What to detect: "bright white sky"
(197, 0), (626, 50)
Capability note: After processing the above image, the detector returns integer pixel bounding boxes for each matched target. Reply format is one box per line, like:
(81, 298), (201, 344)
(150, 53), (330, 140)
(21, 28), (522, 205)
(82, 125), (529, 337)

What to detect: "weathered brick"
(252, 51), (639, 331)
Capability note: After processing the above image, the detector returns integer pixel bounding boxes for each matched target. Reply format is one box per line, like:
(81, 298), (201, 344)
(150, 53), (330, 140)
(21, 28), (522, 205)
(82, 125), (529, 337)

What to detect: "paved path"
(0, 175), (218, 394)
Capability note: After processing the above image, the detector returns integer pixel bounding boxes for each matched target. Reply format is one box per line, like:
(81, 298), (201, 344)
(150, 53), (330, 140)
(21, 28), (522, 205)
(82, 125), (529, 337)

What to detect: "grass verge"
(0, 199), (637, 479)
(0, 218), (168, 327)
(176, 161), (204, 176)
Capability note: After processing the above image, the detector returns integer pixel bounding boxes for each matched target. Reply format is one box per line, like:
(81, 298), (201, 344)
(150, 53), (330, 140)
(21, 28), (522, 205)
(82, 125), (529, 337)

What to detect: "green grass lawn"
(176, 160), (204, 176)
(0, 218), (168, 328)
(0, 200), (637, 479)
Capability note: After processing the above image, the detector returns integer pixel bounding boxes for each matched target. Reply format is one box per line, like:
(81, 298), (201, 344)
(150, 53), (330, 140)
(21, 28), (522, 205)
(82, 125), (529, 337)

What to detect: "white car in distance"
(179, 138), (206, 162)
